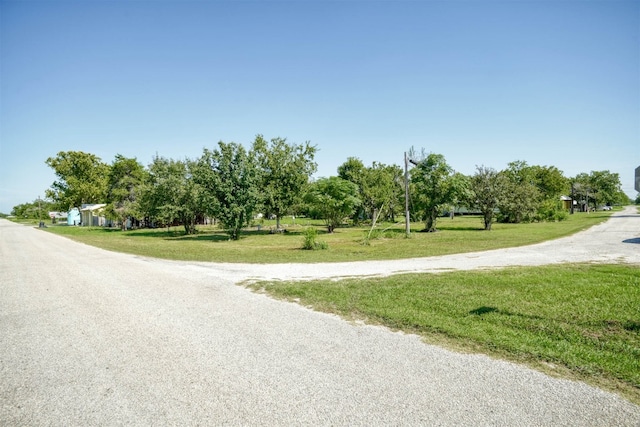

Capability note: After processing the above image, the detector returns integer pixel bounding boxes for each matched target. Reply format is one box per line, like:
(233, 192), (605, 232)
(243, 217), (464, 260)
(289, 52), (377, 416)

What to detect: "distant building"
(80, 204), (107, 226)
(48, 211), (68, 221)
(560, 196), (574, 210)
(67, 207), (81, 225)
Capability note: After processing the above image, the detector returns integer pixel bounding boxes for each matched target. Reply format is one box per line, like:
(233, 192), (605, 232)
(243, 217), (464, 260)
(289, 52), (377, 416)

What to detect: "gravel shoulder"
(1, 207), (639, 425)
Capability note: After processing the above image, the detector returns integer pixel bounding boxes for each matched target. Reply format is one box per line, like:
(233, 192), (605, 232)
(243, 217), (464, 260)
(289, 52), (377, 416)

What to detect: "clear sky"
(1, 0), (638, 213)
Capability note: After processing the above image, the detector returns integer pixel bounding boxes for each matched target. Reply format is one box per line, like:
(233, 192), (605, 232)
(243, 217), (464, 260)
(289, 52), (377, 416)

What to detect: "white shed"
(80, 204), (107, 226)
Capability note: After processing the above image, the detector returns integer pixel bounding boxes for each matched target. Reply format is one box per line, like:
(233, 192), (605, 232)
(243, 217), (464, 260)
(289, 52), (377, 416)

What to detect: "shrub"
(301, 227), (328, 250)
(535, 199), (568, 222)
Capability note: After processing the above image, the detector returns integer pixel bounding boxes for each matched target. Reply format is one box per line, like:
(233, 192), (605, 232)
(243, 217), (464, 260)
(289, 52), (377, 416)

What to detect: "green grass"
(37, 211), (612, 263)
(249, 264), (640, 404)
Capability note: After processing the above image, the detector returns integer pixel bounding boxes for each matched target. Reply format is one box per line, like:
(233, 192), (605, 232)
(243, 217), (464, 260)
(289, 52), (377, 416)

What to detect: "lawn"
(38, 211), (612, 263)
(249, 264), (640, 404)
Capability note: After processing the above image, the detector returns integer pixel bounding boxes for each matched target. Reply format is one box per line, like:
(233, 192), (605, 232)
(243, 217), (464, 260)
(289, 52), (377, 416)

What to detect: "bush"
(301, 227), (328, 250)
(535, 199), (568, 222)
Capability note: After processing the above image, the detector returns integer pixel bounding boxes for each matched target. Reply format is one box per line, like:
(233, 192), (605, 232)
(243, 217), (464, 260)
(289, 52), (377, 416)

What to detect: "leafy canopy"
(196, 142), (260, 240)
(305, 177), (361, 233)
(45, 151), (109, 209)
(253, 135), (317, 229)
(411, 153), (463, 232)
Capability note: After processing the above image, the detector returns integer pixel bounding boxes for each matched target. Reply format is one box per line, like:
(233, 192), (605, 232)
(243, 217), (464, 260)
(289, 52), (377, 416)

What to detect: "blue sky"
(1, 0), (638, 213)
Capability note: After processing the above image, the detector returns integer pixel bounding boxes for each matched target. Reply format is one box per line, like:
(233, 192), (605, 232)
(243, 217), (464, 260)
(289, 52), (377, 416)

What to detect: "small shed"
(80, 204), (107, 226)
(560, 196), (573, 210)
(67, 208), (81, 225)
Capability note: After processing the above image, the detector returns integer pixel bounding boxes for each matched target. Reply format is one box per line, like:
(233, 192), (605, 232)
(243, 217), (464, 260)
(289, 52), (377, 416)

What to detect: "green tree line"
(14, 139), (630, 235)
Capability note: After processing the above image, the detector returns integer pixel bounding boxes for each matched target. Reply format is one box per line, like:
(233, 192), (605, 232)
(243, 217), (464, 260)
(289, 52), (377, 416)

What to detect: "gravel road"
(1, 207), (639, 426)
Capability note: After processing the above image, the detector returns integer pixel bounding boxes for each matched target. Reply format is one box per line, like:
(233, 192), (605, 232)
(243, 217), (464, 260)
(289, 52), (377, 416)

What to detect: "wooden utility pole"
(404, 152), (410, 237)
(404, 152), (419, 237)
(570, 183), (574, 215)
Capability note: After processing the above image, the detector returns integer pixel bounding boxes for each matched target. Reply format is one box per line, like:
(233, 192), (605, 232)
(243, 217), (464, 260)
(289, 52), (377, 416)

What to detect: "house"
(48, 211), (68, 223)
(80, 204), (107, 226)
(67, 207), (81, 225)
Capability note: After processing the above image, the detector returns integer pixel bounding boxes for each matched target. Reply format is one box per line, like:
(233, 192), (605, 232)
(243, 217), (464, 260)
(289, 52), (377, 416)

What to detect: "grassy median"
(39, 211), (612, 263)
(249, 264), (640, 404)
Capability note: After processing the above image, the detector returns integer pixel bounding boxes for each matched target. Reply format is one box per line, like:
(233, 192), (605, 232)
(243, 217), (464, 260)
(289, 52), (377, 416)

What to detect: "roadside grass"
(37, 211), (612, 263)
(248, 264), (640, 404)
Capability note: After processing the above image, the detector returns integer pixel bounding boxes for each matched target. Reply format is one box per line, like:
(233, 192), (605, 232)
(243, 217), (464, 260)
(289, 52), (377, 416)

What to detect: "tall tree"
(496, 160), (540, 223)
(105, 154), (147, 230)
(140, 156), (202, 234)
(530, 165), (568, 200)
(410, 153), (461, 232)
(467, 166), (503, 230)
(528, 165), (568, 221)
(337, 157), (367, 184)
(571, 170), (625, 211)
(45, 151), (109, 209)
(196, 142), (260, 240)
(337, 157), (367, 222)
(304, 177), (360, 233)
(361, 162), (404, 221)
(571, 172), (592, 212)
(338, 158), (404, 222)
(589, 170), (625, 207)
(253, 135), (317, 229)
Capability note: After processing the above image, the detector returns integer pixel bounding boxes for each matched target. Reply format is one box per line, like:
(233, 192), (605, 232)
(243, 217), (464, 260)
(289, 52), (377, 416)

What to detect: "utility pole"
(404, 152), (419, 237)
(404, 152), (410, 237)
(37, 196), (44, 228)
(586, 188), (589, 213)
(570, 182), (574, 215)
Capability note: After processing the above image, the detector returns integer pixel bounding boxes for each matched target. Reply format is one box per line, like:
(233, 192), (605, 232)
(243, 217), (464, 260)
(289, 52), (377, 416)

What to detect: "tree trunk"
(424, 207), (438, 232)
(484, 212), (492, 230)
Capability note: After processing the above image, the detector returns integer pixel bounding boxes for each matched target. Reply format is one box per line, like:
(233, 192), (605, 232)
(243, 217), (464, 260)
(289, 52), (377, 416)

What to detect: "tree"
(105, 155), (147, 230)
(496, 161), (540, 223)
(571, 173), (592, 212)
(11, 198), (54, 220)
(338, 158), (404, 222)
(362, 162), (404, 222)
(337, 157), (367, 222)
(468, 166), (503, 230)
(140, 156), (202, 234)
(410, 153), (461, 232)
(589, 170), (625, 207)
(572, 170), (625, 211)
(196, 142), (260, 240)
(45, 151), (109, 210)
(530, 165), (568, 201)
(253, 135), (317, 229)
(529, 165), (569, 221)
(337, 157), (366, 184)
(304, 177), (360, 233)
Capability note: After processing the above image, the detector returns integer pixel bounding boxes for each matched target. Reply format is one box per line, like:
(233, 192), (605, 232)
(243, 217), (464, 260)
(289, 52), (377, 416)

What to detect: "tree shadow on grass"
(468, 306), (546, 322)
(122, 227), (323, 241)
(170, 233), (236, 242)
(432, 226), (485, 232)
(123, 229), (187, 239)
(468, 306), (499, 316)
